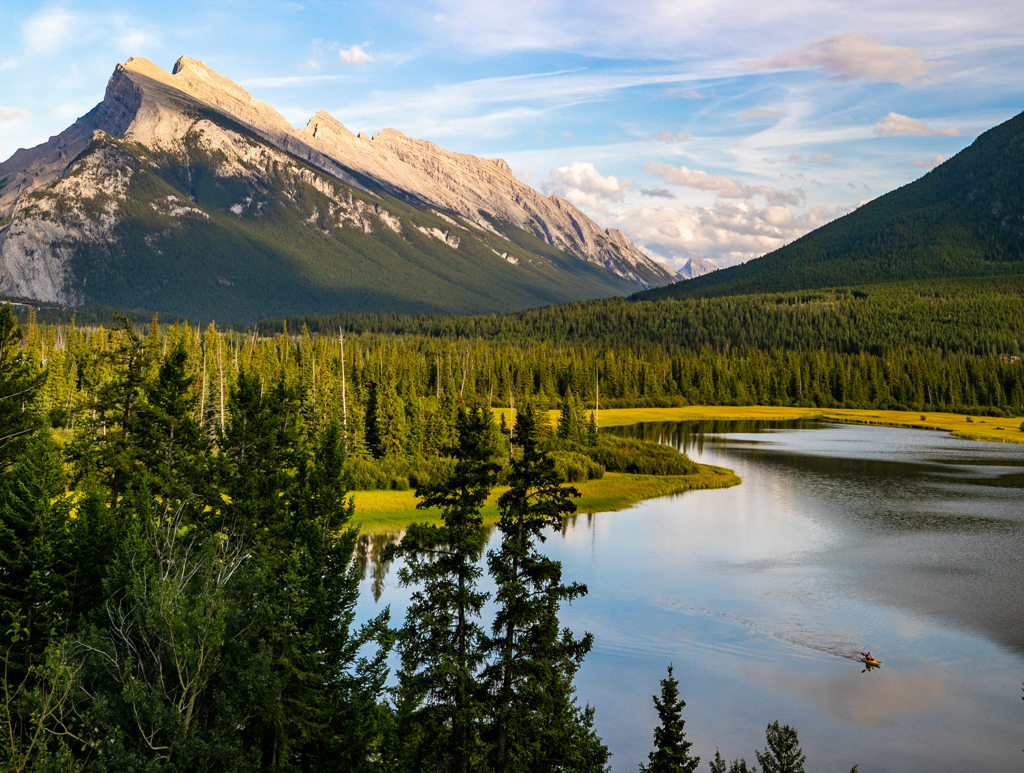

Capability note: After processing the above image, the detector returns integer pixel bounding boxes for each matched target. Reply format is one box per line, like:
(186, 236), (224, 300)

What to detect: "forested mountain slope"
(639, 108), (1024, 300)
(0, 57), (674, 322)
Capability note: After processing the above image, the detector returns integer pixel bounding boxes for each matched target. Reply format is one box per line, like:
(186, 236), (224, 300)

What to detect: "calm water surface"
(356, 421), (1024, 772)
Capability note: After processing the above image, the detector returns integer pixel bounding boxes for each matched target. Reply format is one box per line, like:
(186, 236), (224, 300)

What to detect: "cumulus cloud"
(654, 130), (690, 144)
(740, 109), (783, 119)
(614, 200), (853, 267)
(543, 162), (629, 209)
(810, 153), (835, 161)
(744, 34), (945, 84)
(339, 44), (374, 66)
(908, 154), (947, 169)
(0, 107), (31, 120)
(874, 112), (960, 137)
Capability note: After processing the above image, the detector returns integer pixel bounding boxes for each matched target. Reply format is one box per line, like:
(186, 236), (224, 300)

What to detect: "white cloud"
(613, 200), (853, 267)
(543, 162), (628, 209)
(0, 59), (18, 71)
(874, 113), (961, 137)
(740, 109), (783, 118)
(24, 9), (76, 54)
(654, 130), (690, 144)
(663, 88), (703, 99)
(0, 108), (31, 121)
(644, 162), (750, 198)
(643, 162), (804, 206)
(640, 188), (675, 199)
(339, 44), (374, 66)
(908, 154), (947, 169)
(745, 34), (946, 84)
(810, 152), (834, 161)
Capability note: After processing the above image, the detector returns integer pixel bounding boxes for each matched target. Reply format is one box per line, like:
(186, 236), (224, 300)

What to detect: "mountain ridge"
(638, 108), (1024, 301)
(0, 56), (675, 320)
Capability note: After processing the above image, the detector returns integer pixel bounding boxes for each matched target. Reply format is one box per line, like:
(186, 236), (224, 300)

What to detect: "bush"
(551, 450), (605, 483)
(587, 436), (697, 476)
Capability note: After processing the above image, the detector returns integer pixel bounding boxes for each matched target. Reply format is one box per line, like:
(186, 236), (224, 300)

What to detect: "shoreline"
(492, 405), (1023, 445)
(349, 464), (740, 533)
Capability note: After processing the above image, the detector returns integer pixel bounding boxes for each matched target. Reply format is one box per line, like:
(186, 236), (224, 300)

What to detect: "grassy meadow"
(349, 465), (739, 533)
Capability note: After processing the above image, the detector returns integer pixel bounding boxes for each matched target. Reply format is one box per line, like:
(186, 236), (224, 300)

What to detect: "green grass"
(349, 466), (740, 533)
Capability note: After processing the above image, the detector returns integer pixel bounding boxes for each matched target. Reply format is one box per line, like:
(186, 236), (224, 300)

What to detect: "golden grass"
(349, 465), (740, 533)
(494, 405), (1024, 445)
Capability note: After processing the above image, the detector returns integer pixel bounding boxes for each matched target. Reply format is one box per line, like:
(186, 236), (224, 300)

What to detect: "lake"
(356, 420), (1024, 772)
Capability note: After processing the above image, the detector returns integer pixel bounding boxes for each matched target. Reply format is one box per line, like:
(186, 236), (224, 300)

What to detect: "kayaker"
(864, 652), (874, 662)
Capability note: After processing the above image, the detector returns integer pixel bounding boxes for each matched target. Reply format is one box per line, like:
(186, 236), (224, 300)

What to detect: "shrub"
(551, 450), (605, 483)
(587, 436), (697, 476)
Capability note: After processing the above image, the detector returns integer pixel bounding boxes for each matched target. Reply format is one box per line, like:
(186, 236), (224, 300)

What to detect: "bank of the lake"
(498, 405), (1024, 445)
(350, 465), (739, 533)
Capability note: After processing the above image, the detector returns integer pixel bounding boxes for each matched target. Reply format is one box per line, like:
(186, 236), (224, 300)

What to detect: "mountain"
(0, 57), (676, 322)
(638, 109), (1024, 301)
(677, 256), (718, 280)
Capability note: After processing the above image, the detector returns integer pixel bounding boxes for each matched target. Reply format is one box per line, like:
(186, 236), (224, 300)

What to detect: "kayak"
(860, 657), (882, 667)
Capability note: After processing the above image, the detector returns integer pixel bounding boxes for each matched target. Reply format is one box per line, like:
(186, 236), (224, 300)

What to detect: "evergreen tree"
(708, 752), (756, 773)
(0, 304), (40, 474)
(387, 404), (499, 773)
(640, 665), (698, 773)
(754, 722), (805, 773)
(485, 402), (608, 773)
(0, 429), (73, 679)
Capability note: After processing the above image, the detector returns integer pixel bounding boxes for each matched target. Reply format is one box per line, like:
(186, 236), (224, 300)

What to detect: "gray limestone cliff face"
(0, 55), (676, 304)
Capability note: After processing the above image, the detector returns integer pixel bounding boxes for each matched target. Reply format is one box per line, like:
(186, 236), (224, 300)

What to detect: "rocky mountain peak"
(1, 55), (677, 300)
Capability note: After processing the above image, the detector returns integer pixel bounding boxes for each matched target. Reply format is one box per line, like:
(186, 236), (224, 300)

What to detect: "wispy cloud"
(654, 130), (690, 144)
(643, 161), (802, 206)
(0, 107), (31, 121)
(744, 34), (948, 84)
(874, 112), (960, 136)
(23, 9), (76, 54)
(740, 109), (783, 119)
(663, 88), (703, 99)
(908, 154), (947, 168)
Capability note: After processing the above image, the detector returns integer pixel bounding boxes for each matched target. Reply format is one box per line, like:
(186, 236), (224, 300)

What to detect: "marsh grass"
(349, 466), (740, 533)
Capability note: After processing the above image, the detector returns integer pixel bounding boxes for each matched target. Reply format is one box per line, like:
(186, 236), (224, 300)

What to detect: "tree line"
(2, 305), (854, 772)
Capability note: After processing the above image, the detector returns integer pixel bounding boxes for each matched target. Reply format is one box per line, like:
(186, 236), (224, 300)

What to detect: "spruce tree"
(387, 404), (499, 773)
(640, 665), (698, 773)
(485, 402), (608, 773)
(0, 304), (41, 474)
(754, 722), (805, 773)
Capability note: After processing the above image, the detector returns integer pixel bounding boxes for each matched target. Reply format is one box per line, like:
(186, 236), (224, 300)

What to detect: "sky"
(1, 0), (1022, 271)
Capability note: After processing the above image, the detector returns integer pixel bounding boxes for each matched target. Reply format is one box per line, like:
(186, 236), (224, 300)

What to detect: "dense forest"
(265, 277), (1024, 357)
(0, 305), (842, 772)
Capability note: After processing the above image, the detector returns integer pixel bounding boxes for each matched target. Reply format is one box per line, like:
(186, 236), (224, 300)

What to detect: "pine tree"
(485, 402), (608, 773)
(640, 664), (698, 773)
(0, 304), (41, 474)
(754, 722), (805, 773)
(387, 404), (499, 773)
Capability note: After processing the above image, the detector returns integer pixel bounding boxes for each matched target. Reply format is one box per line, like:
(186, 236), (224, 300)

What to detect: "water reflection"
(357, 420), (1024, 772)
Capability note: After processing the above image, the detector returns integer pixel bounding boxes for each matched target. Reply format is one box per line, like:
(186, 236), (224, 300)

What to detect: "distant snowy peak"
(677, 256), (718, 280)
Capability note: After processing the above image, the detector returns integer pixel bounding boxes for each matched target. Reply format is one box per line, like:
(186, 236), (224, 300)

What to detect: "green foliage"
(0, 304), (40, 472)
(587, 436), (697, 476)
(754, 722), (806, 773)
(640, 665), (699, 773)
(386, 405), (499, 772)
(486, 403), (609, 773)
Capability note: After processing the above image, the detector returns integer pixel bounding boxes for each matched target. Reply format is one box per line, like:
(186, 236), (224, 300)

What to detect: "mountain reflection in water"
(357, 420), (1024, 772)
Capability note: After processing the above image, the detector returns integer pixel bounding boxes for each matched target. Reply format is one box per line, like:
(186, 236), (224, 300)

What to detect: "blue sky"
(1, 0), (1022, 269)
